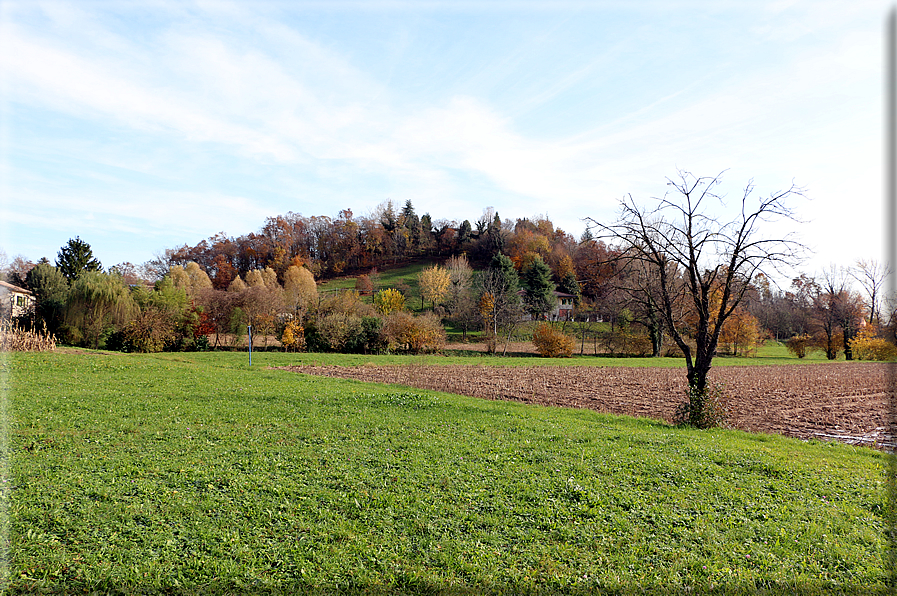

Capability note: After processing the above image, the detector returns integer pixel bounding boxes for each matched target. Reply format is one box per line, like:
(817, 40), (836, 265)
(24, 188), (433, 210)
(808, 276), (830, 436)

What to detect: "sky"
(0, 0), (891, 290)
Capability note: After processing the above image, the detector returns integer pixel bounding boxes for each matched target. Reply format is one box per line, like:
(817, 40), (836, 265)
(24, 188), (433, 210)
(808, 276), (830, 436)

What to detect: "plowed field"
(280, 362), (895, 449)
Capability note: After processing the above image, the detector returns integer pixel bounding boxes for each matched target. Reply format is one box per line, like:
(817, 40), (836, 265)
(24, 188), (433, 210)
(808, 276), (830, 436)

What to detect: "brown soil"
(278, 362), (895, 449)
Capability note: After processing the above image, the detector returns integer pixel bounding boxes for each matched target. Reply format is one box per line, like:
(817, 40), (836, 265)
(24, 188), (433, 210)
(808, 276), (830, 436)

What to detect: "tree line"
(3, 189), (894, 367)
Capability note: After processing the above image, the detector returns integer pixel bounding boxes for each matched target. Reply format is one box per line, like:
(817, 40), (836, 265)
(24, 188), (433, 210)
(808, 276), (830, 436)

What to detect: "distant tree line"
(3, 193), (895, 365)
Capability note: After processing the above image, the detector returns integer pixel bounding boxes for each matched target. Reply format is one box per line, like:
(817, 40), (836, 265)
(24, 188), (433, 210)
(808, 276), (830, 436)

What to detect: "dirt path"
(278, 362), (895, 448)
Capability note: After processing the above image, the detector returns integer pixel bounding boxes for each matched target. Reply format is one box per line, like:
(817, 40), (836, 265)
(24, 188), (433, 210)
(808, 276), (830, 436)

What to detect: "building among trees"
(0, 280), (34, 321)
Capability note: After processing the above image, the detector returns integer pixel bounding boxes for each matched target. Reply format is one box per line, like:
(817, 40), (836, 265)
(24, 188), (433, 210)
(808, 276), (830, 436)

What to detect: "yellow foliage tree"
(532, 322), (574, 358)
(373, 288), (406, 315)
(280, 320), (305, 352)
(719, 307), (762, 356)
(849, 328), (897, 361)
(417, 265), (450, 309)
(283, 265), (317, 316)
(169, 262), (213, 296)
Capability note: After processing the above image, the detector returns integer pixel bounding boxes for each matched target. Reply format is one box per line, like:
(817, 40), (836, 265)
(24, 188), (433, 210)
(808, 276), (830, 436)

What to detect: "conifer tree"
(56, 237), (101, 281)
(521, 255), (557, 320)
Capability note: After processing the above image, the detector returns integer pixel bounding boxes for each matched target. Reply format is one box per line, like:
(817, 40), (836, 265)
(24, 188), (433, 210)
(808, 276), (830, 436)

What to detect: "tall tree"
(478, 252), (523, 353)
(417, 265), (451, 310)
(25, 263), (69, 335)
(56, 237), (102, 282)
(283, 265), (318, 317)
(521, 255), (557, 320)
(588, 171), (806, 426)
(850, 259), (890, 329)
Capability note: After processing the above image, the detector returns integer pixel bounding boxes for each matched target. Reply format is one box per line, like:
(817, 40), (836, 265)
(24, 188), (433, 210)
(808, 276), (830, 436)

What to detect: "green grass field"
(318, 261), (436, 313)
(4, 350), (889, 594)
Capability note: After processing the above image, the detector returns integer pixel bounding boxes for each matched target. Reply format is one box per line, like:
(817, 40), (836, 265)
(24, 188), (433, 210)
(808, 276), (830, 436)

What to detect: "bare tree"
(614, 253), (682, 357)
(850, 259), (891, 329)
(818, 265), (865, 360)
(588, 170), (807, 426)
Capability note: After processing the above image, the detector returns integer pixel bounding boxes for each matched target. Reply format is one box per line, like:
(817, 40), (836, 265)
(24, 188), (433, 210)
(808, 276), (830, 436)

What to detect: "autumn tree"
(478, 252), (523, 354)
(196, 288), (237, 348)
(4, 255), (35, 288)
(445, 255), (477, 340)
(850, 259), (890, 329)
(614, 255), (677, 357)
(417, 265), (451, 310)
(373, 288), (406, 315)
(228, 276), (247, 293)
(818, 265), (865, 360)
(718, 306), (763, 356)
(124, 278), (192, 352)
(283, 265), (318, 317)
(169, 262), (213, 297)
(589, 170), (806, 427)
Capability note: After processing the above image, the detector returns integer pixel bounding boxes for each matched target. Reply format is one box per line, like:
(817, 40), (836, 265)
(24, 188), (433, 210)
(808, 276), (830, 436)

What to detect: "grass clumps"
(1, 322), (56, 352)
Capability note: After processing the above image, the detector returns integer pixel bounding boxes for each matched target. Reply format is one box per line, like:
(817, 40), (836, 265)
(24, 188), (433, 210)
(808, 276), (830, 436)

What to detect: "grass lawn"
(317, 261), (437, 313)
(5, 350), (889, 594)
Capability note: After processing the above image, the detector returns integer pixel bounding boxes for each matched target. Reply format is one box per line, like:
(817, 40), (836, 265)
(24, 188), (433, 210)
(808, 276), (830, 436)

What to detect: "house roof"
(0, 280), (32, 295)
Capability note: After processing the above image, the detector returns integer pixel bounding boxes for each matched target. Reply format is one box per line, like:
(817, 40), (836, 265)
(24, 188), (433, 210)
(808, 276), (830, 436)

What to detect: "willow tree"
(65, 271), (135, 349)
(588, 170), (806, 427)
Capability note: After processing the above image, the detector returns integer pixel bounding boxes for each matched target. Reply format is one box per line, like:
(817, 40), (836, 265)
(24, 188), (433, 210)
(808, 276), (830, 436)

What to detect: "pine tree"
(56, 237), (102, 281)
(558, 271), (582, 305)
(521, 255), (557, 320)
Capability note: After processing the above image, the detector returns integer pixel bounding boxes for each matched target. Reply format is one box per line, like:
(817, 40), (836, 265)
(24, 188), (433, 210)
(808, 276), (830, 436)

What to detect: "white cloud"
(0, 0), (887, 273)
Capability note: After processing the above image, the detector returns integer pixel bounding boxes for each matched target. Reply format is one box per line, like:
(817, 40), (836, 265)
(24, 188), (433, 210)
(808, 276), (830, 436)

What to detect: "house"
(0, 281), (34, 321)
(520, 290), (577, 321)
(553, 291), (576, 321)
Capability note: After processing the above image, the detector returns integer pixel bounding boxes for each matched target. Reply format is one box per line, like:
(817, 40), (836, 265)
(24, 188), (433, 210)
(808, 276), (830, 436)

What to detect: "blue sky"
(0, 0), (889, 288)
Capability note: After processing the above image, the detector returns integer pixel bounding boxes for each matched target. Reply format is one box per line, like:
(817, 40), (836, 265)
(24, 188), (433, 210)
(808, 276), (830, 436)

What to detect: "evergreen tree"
(458, 220), (472, 245)
(25, 263), (69, 334)
(56, 237), (101, 281)
(558, 270), (582, 305)
(521, 255), (557, 320)
(490, 252), (520, 301)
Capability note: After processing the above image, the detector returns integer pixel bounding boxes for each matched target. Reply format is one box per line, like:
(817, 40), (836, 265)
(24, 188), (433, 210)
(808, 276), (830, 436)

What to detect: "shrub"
(373, 288), (406, 316)
(532, 322), (575, 358)
(383, 311), (445, 354)
(785, 334), (812, 358)
(849, 329), (897, 361)
(675, 382), (729, 429)
(355, 274), (374, 296)
(316, 313), (364, 352)
(596, 330), (652, 357)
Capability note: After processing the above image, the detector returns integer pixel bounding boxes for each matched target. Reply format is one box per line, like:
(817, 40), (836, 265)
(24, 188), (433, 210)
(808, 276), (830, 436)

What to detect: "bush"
(532, 323), (575, 358)
(344, 316), (387, 354)
(849, 329), (897, 361)
(785, 334), (812, 358)
(596, 330), (652, 357)
(675, 382), (729, 429)
(383, 312), (445, 354)
(373, 288), (406, 315)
